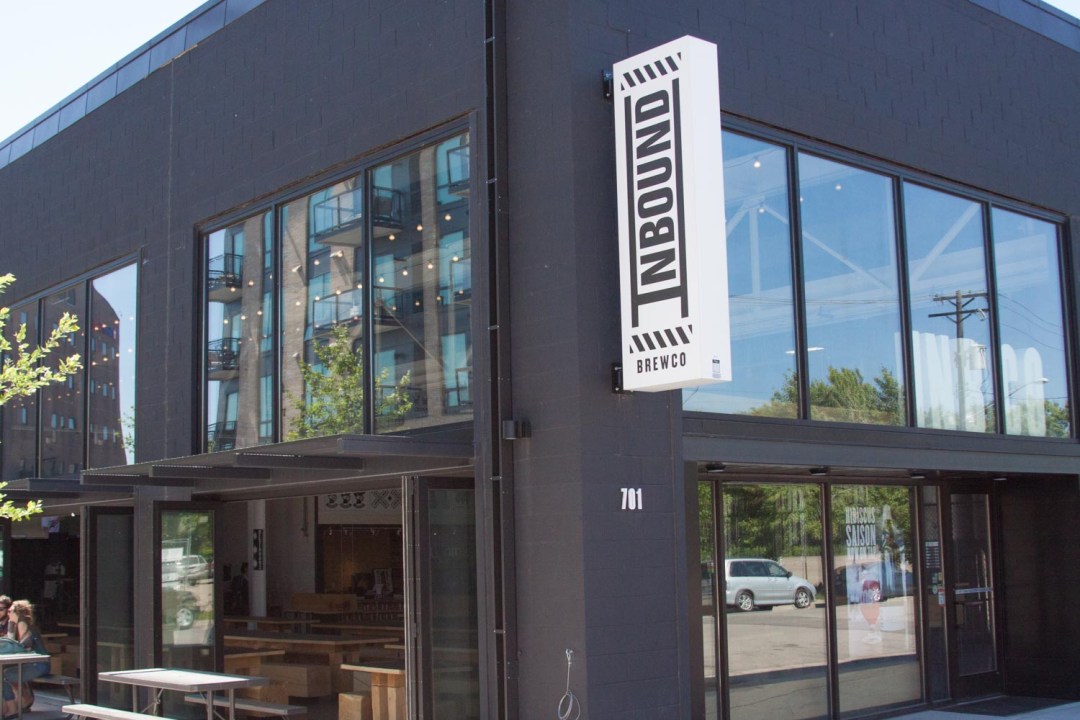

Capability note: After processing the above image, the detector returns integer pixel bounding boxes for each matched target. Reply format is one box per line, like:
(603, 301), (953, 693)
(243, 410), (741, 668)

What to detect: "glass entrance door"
(405, 477), (479, 719)
(947, 490), (1000, 697)
(155, 502), (220, 693)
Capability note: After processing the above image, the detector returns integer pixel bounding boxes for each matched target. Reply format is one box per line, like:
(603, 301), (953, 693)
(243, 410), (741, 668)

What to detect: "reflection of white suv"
(178, 555), (210, 583)
(725, 559), (816, 611)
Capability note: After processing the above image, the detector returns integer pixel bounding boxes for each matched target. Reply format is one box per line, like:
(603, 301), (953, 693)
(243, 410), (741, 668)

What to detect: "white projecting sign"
(614, 35), (730, 391)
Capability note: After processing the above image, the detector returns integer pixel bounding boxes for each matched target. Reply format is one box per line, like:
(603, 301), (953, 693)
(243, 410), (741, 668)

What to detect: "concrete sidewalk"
(891, 697), (1080, 719)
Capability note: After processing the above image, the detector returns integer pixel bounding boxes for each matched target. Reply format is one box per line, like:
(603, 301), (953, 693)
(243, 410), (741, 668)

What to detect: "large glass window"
(1, 263), (137, 481)
(686, 130), (1071, 438)
(799, 154), (904, 425)
(831, 485), (920, 715)
(684, 132), (797, 417)
(722, 483), (828, 720)
(205, 131), (471, 446)
(89, 264), (138, 468)
(904, 184), (995, 432)
(1, 301), (39, 479)
(281, 176), (366, 439)
(40, 286), (86, 478)
(206, 213), (274, 451)
(372, 134), (472, 432)
(703, 480), (923, 719)
(991, 209), (1070, 437)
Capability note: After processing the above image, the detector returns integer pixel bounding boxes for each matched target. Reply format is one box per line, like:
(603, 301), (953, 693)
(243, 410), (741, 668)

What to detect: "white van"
(725, 558), (816, 611)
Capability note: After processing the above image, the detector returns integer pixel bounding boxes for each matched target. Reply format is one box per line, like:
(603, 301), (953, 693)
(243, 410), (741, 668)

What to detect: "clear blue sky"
(1, 0), (1079, 142)
(0, 0), (207, 141)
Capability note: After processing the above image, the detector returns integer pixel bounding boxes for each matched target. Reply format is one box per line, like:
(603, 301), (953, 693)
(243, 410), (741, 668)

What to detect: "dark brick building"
(1, 1), (1078, 718)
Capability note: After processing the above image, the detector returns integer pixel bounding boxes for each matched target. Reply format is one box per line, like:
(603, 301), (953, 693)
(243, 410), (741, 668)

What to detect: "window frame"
(0, 254), (140, 479)
(685, 117), (1074, 440)
(197, 121), (473, 452)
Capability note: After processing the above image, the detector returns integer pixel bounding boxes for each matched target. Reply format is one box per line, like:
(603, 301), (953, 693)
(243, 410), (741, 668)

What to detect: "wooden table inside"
(223, 631), (398, 665)
(223, 647), (286, 675)
(340, 662), (406, 720)
(311, 623), (404, 639)
(100, 667), (268, 720)
(223, 616), (320, 632)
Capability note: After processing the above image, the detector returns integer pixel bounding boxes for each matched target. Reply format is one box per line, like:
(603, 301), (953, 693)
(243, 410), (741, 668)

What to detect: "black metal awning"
(4, 432), (474, 510)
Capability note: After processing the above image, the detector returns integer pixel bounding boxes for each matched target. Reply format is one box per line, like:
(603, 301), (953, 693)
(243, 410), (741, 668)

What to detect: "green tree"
(752, 366), (903, 425)
(0, 274), (83, 520)
(287, 323), (413, 439)
(1044, 400), (1070, 439)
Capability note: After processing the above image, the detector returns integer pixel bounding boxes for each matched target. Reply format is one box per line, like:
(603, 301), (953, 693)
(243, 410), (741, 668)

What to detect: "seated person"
(2, 600), (50, 717)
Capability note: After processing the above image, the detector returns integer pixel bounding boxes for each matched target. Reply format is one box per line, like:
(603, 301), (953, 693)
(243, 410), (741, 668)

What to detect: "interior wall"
(999, 475), (1080, 698)
(220, 502), (249, 581)
(265, 496), (316, 612)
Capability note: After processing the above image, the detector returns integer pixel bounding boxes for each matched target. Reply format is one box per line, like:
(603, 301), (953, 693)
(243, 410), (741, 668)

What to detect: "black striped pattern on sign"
(619, 53), (681, 91)
(629, 324), (693, 354)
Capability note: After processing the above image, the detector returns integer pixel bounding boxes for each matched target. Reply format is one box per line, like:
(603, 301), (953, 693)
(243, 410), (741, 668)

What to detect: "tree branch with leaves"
(287, 323), (413, 440)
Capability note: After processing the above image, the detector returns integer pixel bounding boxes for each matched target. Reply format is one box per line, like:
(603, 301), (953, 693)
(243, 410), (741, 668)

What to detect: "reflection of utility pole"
(929, 291), (989, 430)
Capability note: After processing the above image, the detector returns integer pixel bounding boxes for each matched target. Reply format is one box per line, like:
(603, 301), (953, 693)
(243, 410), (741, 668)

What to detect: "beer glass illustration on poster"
(842, 503), (908, 656)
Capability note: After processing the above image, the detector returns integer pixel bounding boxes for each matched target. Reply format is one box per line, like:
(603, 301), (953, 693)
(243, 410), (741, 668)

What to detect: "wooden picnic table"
(340, 661), (405, 720)
(311, 623), (403, 636)
(222, 616), (320, 632)
(222, 646), (286, 675)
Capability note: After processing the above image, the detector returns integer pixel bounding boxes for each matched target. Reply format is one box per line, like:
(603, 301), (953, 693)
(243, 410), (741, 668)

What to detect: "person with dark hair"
(228, 562), (250, 616)
(2, 600), (49, 717)
(0, 597), (13, 639)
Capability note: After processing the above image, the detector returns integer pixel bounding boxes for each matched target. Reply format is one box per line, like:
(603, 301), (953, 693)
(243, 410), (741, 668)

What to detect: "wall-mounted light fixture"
(705, 463), (726, 474)
(809, 466), (829, 476)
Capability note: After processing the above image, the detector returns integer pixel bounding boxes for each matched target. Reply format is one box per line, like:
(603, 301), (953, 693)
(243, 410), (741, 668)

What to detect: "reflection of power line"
(929, 291), (989, 432)
(928, 290), (988, 339)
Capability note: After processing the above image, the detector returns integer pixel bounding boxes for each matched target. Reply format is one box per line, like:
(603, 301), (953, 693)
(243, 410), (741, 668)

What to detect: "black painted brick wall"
(504, 0), (1080, 718)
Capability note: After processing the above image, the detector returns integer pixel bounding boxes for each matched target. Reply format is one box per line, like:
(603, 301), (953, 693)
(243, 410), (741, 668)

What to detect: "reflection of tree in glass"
(288, 324), (412, 439)
(162, 511), (214, 559)
(1043, 400), (1069, 438)
(723, 485), (823, 561)
(752, 367), (903, 425)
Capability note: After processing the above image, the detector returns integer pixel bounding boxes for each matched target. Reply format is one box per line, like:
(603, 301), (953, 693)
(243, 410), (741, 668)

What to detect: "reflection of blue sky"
(685, 133), (1070, 434)
(799, 153), (903, 403)
(684, 132), (795, 415)
(93, 264), (138, 463)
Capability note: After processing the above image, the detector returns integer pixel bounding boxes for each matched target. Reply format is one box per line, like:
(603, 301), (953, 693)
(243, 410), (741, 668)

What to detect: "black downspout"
(483, 0), (518, 718)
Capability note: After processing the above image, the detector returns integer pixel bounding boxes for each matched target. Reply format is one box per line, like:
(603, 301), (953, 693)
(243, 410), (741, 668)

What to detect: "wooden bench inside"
(184, 693), (307, 718)
(62, 704), (161, 720)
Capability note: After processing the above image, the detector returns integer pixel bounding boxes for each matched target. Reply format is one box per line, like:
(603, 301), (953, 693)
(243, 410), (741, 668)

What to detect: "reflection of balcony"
(373, 286), (424, 325)
(207, 420), (237, 452)
(313, 289), (364, 330)
(375, 384), (426, 419)
(372, 186), (404, 237)
(446, 145), (470, 196)
(207, 338), (241, 380)
(312, 188), (364, 247)
(207, 253), (243, 302)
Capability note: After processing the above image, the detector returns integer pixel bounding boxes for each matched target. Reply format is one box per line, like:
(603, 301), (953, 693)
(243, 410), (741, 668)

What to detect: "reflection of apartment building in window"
(3, 1), (1080, 718)
(1, 265), (137, 479)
